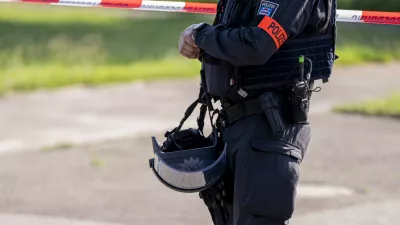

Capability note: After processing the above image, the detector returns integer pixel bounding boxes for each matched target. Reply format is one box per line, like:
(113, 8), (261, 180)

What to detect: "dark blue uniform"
(193, 0), (334, 66)
(192, 0), (337, 224)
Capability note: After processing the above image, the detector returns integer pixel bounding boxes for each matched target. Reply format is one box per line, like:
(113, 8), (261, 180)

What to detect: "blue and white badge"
(257, 0), (280, 18)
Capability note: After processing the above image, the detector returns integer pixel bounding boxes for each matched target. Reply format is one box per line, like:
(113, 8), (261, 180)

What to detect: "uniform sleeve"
(194, 0), (314, 66)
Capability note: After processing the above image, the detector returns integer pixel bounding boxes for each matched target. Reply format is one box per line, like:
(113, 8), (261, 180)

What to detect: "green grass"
(0, 3), (127, 23)
(0, 3), (211, 94)
(41, 142), (75, 152)
(338, 0), (400, 12)
(0, 3), (399, 95)
(0, 3), (212, 64)
(335, 46), (399, 65)
(90, 153), (106, 168)
(333, 93), (400, 118)
(335, 23), (400, 65)
(0, 58), (200, 94)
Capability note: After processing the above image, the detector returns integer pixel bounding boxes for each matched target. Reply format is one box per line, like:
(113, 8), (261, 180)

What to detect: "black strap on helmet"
(161, 69), (218, 150)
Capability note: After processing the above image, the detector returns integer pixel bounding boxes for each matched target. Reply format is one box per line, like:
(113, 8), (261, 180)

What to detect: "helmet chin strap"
(161, 67), (219, 151)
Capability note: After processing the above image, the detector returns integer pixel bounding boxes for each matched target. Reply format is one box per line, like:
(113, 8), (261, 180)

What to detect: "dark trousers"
(203, 112), (311, 225)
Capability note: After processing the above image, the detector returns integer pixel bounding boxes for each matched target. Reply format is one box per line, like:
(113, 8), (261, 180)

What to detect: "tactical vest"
(205, 0), (338, 100)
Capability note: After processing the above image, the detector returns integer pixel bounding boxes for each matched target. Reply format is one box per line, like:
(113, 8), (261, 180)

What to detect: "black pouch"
(202, 53), (234, 97)
(259, 92), (286, 135)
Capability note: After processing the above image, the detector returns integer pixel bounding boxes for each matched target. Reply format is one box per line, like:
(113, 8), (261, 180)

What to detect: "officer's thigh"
(226, 114), (311, 225)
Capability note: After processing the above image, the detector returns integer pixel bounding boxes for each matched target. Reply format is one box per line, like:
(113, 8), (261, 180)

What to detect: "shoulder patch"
(257, 0), (279, 18)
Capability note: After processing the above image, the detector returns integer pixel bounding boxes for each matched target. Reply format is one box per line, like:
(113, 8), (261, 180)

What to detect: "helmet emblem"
(180, 157), (205, 171)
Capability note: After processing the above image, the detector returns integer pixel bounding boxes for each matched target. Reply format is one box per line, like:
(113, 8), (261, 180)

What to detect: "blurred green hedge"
(338, 0), (353, 9)
(339, 0), (400, 11)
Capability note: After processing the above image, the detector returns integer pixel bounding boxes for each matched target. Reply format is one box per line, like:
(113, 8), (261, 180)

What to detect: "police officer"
(178, 0), (337, 224)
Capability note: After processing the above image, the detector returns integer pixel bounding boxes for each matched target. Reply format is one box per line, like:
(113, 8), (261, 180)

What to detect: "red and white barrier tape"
(1, 0), (400, 25)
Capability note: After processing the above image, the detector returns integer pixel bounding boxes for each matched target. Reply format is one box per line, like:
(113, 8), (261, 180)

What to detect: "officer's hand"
(179, 24), (201, 59)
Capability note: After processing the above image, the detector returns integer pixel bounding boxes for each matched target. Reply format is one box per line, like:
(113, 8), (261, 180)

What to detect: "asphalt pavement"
(0, 63), (399, 225)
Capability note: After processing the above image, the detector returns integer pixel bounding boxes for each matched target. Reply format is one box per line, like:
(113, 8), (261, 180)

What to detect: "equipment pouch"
(288, 81), (310, 123)
(202, 53), (234, 97)
(259, 92), (286, 135)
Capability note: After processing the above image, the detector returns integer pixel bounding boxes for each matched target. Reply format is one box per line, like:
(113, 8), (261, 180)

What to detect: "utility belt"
(219, 78), (313, 135)
(220, 98), (263, 125)
(199, 53), (316, 136)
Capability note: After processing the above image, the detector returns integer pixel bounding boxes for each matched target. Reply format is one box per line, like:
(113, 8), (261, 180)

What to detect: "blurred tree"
(351, 0), (400, 12)
(338, 0), (354, 9)
(337, 0), (400, 12)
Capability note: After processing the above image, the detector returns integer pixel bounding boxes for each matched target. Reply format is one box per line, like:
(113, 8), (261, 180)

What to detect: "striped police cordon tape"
(1, 0), (400, 25)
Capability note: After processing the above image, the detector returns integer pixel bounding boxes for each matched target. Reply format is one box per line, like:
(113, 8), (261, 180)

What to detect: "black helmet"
(149, 93), (227, 193)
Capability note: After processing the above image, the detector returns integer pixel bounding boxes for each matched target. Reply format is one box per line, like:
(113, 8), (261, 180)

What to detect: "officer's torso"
(206, 0), (336, 102)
